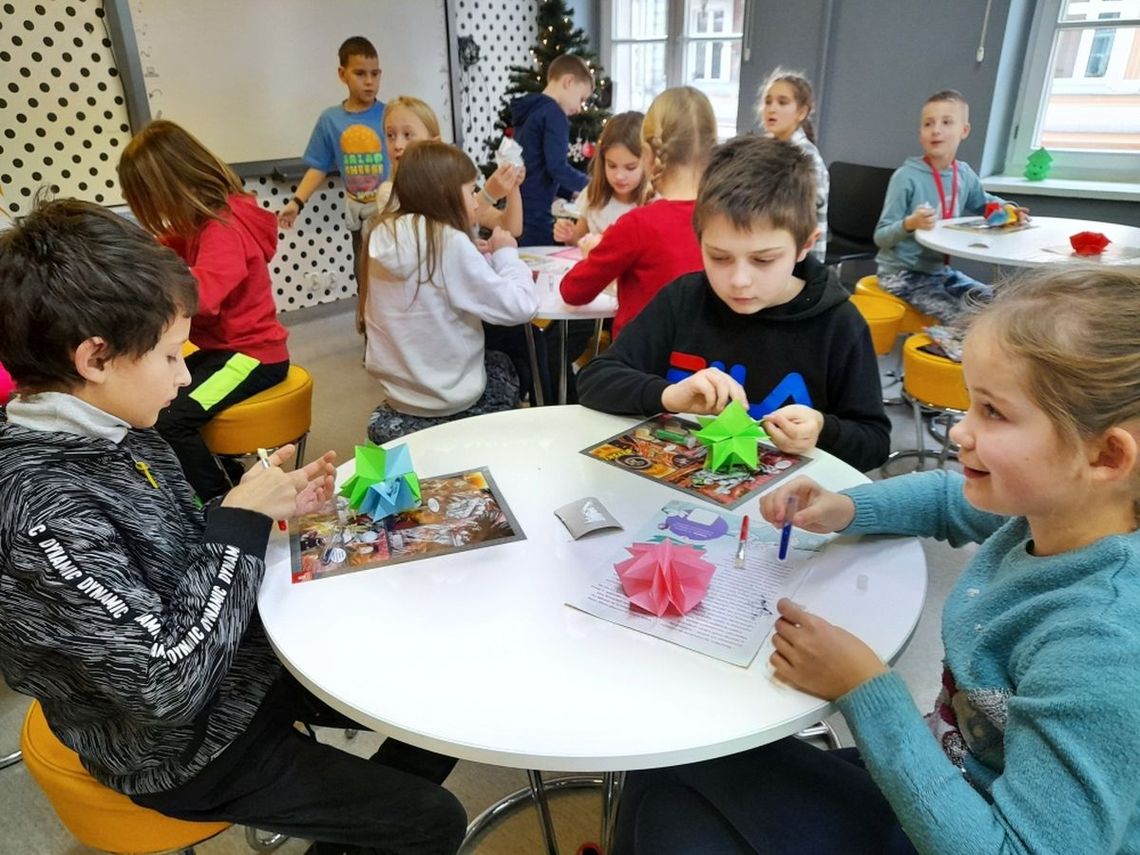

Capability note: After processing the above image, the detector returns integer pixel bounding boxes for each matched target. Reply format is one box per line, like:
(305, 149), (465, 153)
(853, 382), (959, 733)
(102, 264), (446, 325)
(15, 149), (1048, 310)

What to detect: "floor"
(0, 300), (973, 854)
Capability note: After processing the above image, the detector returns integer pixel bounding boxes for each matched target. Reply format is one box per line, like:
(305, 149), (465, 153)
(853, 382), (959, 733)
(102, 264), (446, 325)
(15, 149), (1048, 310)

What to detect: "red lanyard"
(924, 156), (958, 219)
(924, 156), (957, 264)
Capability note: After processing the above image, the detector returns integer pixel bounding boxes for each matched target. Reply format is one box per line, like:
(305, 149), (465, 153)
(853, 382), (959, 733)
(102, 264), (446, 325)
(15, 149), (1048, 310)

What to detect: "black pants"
(611, 737), (917, 855)
(155, 350), (289, 502)
(132, 672), (465, 855)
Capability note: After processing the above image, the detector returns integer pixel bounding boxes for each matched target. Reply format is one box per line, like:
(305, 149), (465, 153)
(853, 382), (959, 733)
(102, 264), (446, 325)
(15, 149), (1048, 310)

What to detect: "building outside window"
(602, 0), (746, 140)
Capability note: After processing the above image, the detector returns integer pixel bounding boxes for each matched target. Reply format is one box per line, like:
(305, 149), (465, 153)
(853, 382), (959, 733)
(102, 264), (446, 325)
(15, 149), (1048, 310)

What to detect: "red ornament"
(1070, 231), (1111, 256)
(582, 140), (595, 158)
(504, 127), (514, 138)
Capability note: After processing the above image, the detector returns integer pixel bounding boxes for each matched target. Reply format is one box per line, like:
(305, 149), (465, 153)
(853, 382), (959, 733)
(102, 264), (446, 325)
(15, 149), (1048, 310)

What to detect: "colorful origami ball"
(614, 539), (717, 617)
(1070, 231), (1111, 256)
(984, 203), (1019, 227)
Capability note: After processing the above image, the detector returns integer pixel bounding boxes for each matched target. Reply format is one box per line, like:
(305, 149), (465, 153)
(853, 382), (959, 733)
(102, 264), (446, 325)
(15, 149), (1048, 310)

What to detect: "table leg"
(558, 322), (568, 405)
(601, 770), (625, 853)
(523, 323), (545, 407)
(527, 769), (561, 855)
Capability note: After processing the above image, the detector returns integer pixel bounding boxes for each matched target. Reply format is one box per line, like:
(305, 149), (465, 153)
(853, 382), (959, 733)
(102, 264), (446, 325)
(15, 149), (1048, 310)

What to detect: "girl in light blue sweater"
(612, 266), (1140, 855)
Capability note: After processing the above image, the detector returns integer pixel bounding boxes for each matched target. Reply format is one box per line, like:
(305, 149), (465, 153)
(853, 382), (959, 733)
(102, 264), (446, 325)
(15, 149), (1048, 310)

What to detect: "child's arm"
(559, 212), (640, 305)
(542, 111), (589, 196)
(577, 286), (679, 415)
(873, 170), (924, 249)
(959, 162), (1029, 217)
(188, 221), (260, 317)
(278, 168), (328, 229)
(442, 227), (538, 326)
(475, 164), (525, 237)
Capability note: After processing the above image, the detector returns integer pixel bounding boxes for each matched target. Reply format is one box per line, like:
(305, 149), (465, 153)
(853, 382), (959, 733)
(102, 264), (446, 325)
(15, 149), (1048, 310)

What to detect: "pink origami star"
(614, 540), (717, 616)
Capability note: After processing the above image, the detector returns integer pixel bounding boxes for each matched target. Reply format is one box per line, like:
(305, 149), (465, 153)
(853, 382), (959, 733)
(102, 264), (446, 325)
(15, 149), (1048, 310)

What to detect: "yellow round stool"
(20, 701), (231, 853)
(883, 334), (970, 474)
(850, 294), (906, 356)
(200, 364), (314, 467)
(854, 275), (938, 334)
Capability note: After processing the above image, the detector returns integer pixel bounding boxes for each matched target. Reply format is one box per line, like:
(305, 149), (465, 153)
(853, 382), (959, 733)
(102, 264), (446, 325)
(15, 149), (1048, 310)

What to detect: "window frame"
(1006, 0), (1140, 182)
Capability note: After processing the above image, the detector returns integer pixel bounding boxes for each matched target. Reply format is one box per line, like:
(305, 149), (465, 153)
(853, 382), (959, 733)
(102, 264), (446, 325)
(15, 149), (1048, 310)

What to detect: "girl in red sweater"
(559, 87), (716, 338)
(119, 120), (289, 501)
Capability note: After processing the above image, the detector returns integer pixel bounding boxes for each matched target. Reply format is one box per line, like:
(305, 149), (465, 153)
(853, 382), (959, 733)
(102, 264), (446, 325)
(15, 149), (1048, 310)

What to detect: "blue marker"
(778, 494), (798, 561)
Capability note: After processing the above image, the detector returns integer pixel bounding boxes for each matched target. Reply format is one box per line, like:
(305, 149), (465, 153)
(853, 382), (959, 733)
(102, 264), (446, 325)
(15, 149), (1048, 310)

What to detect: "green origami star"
(338, 443), (421, 512)
(694, 400), (769, 472)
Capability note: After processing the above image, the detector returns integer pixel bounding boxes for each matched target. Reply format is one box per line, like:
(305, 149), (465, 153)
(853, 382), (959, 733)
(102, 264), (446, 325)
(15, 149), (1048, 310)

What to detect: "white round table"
(915, 215), (1140, 267)
(259, 406), (926, 773)
(520, 247), (617, 406)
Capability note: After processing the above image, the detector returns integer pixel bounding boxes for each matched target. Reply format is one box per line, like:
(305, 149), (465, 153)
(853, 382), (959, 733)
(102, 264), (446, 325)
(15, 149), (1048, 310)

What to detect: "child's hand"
(758, 476), (855, 533)
(485, 164), (525, 201)
(553, 218), (579, 244)
(660, 367), (749, 415)
(473, 238), (491, 254)
(761, 405), (824, 455)
(770, 599), (887, 701)
(224, 446), (337, 520)
(1014, 205), (1031, 223)
(488, 227), (517, 253)
(905, 203), (937, 232)
(577, 233), (602, 257)
(278, 201), (300, 229)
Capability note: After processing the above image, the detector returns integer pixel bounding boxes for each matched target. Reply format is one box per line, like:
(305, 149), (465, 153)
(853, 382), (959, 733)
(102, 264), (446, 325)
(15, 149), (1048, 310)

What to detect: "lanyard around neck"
(923, 156), (958, 219)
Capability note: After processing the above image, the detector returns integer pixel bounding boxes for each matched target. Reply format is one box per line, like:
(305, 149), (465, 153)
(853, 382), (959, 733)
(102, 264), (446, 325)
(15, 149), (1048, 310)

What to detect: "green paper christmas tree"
(1024, 148), (1053, 181)
(694, 401), (769, 472)
(480, 0), (611, 177)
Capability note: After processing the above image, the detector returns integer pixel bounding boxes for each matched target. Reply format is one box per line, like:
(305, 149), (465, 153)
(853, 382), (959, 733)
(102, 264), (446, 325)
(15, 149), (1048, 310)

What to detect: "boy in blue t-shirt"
(278, 36), (390, 327)
(874, 89), (1026, 326)
(511, 53), (594, 246)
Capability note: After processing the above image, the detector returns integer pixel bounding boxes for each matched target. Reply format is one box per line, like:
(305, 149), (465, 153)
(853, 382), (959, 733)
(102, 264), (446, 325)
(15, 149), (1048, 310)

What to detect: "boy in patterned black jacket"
(0, 200), (465, 855)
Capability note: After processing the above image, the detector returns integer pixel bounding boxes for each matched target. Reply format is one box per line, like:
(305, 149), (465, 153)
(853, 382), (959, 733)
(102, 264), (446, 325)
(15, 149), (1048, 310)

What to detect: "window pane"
(682, 39), (741, 139)
(611, 42), (668, 113)
(1037, 24), (1140, 151)
(1060, 0), (1131, 23)
(612, 0), (668, 39)
(686, 0), (745, 34)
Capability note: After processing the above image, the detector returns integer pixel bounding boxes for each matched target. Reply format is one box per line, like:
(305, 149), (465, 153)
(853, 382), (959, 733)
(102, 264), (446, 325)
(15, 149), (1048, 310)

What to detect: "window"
(1007, 0), (1140, 181)
(601, 0), (746, 140)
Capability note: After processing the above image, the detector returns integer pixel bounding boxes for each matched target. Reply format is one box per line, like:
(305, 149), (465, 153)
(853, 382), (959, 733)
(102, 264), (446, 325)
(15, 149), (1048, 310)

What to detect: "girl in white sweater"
(363, 141), (538, 444)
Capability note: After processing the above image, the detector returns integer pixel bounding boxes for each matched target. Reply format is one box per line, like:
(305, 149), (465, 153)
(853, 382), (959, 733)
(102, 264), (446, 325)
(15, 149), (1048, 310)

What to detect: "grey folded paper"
(554, 497), (622, 539)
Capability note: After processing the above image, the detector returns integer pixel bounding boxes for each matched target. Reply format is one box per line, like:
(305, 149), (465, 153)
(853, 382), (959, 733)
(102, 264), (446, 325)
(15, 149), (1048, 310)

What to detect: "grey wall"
(737, 0), (1138, 230)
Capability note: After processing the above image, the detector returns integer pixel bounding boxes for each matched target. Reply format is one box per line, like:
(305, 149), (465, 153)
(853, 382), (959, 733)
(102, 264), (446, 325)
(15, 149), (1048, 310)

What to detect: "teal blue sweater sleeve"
(841, 470), (1006, 547)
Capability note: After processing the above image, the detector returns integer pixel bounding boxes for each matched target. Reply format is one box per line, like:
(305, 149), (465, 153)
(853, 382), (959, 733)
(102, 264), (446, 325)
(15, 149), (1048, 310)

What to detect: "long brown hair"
(641, 87), (717, 196)
(584, 111), (648, 210)
(118, 119), (248, 238)
(371, 140), (477, 284)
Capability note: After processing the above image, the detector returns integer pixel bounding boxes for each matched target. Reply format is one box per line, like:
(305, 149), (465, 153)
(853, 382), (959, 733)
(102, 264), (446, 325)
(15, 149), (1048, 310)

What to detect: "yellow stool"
(854, 275), (937, 334)
(883, 334), (969, 474)
(200, 364), (314, 467)
(850, 294), (906, 356)
(20, 701), (231, 853)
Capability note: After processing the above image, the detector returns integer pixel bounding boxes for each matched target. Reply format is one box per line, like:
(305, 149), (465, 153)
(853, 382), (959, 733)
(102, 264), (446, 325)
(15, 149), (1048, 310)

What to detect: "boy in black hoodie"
(578, 136), (890, 472)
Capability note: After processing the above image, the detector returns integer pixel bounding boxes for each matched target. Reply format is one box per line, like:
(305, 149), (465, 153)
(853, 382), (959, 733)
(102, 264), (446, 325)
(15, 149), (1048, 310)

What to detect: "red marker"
(735, 515), (750, 567)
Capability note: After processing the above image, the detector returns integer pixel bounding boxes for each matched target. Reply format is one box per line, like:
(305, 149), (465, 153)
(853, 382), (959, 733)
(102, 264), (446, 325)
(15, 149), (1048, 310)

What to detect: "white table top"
(521, 245), (617, 321)
(915, 215), (1140, 267)
(258, 406), (926, 772)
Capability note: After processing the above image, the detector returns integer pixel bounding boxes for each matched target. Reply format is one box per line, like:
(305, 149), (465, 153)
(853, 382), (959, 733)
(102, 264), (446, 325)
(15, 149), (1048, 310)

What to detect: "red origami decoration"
(614, 540), (717, 616)
(1070, 231), (1111, 256)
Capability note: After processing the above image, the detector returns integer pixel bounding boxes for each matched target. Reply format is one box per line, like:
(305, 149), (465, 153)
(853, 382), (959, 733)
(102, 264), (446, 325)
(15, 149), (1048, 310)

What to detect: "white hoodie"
(365, 216), (538, 416)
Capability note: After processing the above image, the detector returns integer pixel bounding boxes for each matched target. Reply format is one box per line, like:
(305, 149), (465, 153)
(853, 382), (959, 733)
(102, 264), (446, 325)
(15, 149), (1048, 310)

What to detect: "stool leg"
(601, 770), (625, 854)
(0, 749), (20, 769)
(294, 434), (308, 467)
(912, 399), (926, 471)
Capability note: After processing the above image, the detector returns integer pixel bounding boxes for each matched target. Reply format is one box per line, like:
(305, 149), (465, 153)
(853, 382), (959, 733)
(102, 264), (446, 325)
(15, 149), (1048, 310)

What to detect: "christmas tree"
(481, 0), (611, 177)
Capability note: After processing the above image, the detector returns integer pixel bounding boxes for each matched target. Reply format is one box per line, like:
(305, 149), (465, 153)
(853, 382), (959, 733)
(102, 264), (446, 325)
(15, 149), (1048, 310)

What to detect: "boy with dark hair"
(578, 136), (890, 472)
(0, 199), (465, 855)
(279, 36), (390, 329)
(874, 89), (1025, 326)
(512, 52), (595, 246)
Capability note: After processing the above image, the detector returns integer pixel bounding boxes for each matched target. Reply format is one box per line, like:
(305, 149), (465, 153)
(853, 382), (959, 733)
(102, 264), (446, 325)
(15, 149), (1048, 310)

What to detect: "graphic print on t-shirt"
(666, 350), (813, 419)
(340, 124), (385, 203)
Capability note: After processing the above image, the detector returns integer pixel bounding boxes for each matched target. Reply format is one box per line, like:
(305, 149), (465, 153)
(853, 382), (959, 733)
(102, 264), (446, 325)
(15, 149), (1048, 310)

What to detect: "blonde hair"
(118, 119), (247, 238)
(756, 67), (817, 144)
(384, 96), (442, 141)
(641, 87), (718, 195)
(584, 111), (647, 210)
(370, 140), (477, 287)
(969, 267), (1140, 510)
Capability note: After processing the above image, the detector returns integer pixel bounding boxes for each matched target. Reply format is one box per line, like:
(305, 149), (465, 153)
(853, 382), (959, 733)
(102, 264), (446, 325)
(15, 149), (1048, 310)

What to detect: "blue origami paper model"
(338, 443), (421, 521)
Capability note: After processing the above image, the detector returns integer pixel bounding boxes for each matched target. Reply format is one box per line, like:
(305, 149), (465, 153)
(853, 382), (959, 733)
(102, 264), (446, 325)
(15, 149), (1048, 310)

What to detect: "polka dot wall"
(1, 0), (538, 311)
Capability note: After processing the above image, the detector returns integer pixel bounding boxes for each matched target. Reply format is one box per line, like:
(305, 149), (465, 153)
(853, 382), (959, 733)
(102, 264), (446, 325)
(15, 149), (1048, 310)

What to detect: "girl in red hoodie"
(119, 120), (289, 501)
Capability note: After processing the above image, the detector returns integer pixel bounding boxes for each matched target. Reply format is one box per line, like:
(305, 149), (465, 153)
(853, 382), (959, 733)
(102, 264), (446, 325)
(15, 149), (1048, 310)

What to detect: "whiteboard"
(119, 0), (454, 166)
